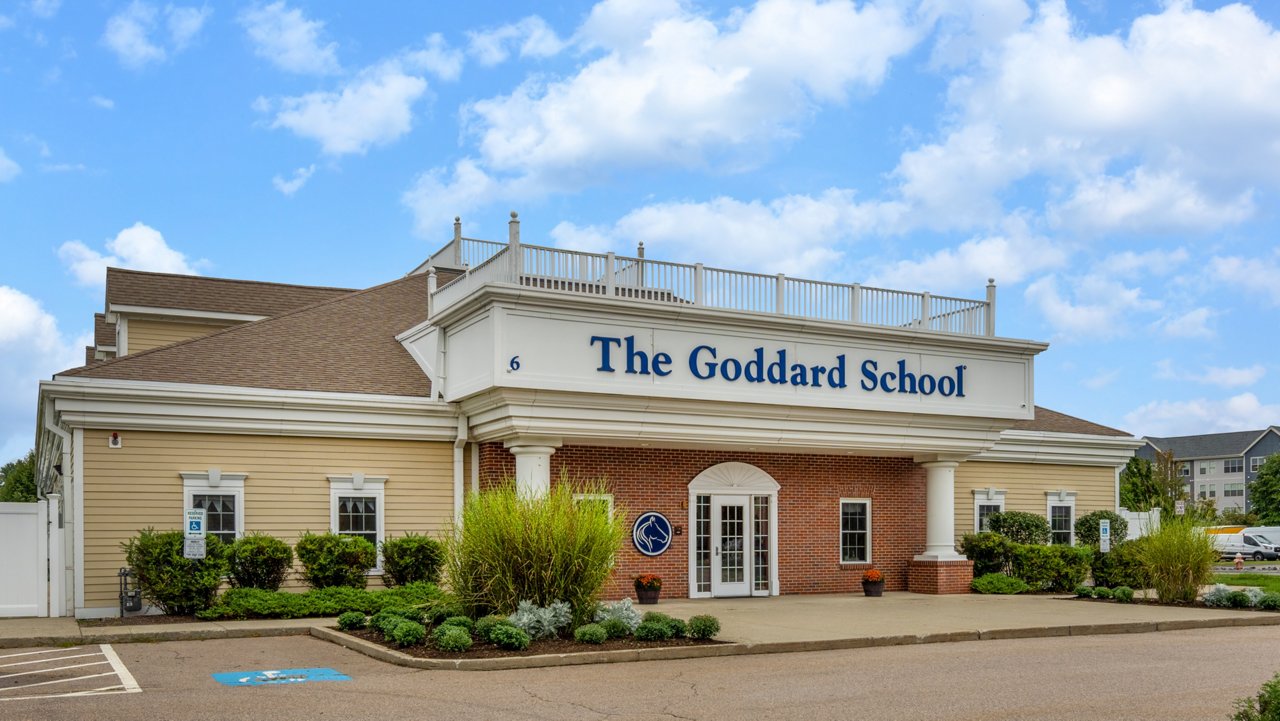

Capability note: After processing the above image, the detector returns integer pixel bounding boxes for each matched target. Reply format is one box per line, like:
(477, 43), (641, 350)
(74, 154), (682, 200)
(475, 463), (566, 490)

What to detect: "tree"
(1120, 451), (1188, 515)
(1250, 454), (1280, 524)
(0, 449), (37, 503)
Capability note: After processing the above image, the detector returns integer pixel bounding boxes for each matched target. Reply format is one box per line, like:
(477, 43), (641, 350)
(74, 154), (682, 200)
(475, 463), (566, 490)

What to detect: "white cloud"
(1126, 393), (1280, 437)
(28, 0), (60, 19)
(0, 147), (20, 182)
(1155, 359), (1265, 389)
(405, 0), (920, 230)
(256, 60), (428, 155)
(1155, 307), (1214, 339)
(0, 286), (85, 463)
(41, 162), (87, 173)
(1100, 247), (1189, 277)
(102, 2), (209, 69)
(89, 94), (115, 109)
(1082, 368), (1120, 390)
(884, 1), (1280, 234)
(1210, 254), (1280, 306)
(920, 0), (1029, 69)
(467, 16), (565, 66)
(57, 222), (205, 286)
(403, 33), (464, 82)
(239, 1), (339, 75)
(271, 164), (315, 196)
(1024, 273), (1159, 340)
(0, 15), (14, 29)
(866, 219), (1068, 294)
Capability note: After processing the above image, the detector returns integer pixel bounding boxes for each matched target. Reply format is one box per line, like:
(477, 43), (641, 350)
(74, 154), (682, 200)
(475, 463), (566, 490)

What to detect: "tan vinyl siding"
(82, 429), (453, 608)
(125, 318), (240, 354)
(954, 461), (1115, 540)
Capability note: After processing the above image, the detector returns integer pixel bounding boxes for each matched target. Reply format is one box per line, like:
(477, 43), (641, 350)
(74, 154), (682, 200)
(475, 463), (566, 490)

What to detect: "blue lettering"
(918, 374), (936, 395)
(860, 360), (878, 391)
(720, 358), (743, 381)
(689, 345), (717, 380)
(879, 370), (896, 393)
(828, 355), (847, 388)
(956, 365), (966, 397)
(939, 376), (956, 397)
(653, 352), (673, 377)
(590, 336), (622, 372)
(790, 363), (809, 386)
(896, 359), (916, 394)
(623, 335), (649, 375)
(809, 364), (827, 388)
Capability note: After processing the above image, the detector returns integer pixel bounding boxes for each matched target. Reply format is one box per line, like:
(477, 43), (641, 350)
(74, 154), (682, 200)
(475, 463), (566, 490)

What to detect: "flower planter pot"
(636, 588), (661, 605)
(862, 580), (884, 597)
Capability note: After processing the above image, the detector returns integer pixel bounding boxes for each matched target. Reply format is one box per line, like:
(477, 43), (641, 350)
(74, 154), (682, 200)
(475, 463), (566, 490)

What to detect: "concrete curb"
(0, 622), (323, 649)
(311, 613), (1280, 672)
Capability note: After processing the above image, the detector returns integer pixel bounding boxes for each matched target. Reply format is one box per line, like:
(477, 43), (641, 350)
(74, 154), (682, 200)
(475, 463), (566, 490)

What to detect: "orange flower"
(634, 574), (663, 590)
(862, 569), (883, 583)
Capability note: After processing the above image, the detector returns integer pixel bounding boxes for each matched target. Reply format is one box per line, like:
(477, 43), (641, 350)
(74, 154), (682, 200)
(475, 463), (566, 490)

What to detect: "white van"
(1211, 530), (1280, 561)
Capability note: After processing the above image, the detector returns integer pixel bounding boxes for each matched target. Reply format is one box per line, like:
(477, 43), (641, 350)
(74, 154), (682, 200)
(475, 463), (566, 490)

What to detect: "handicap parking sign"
(185, 508), (206, 539)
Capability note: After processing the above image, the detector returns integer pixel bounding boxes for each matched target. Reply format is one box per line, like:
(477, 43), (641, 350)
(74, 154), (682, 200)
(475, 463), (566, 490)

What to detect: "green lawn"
(1214, 573), (1280, 594)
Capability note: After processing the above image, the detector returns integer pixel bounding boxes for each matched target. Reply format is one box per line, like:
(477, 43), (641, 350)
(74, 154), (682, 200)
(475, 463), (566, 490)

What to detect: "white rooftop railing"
(426, 214), (996, 337)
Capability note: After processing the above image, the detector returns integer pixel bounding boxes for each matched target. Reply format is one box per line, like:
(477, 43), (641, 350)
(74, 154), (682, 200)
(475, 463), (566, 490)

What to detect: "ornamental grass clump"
(1137, 517), (1218, 603)
(444, 481), (625, 625)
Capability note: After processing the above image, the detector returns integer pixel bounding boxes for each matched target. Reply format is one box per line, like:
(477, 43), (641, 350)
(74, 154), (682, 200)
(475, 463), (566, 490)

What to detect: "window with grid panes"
(840, 500), (870, 563)
(191, 494), (237, 545)
(337, 496), (378, 548)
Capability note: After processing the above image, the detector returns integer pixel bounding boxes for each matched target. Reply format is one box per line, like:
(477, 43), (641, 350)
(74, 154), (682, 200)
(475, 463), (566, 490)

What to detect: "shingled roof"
(1011, 407), (1132, 437)
(106, 267), (354, 317)
(93, 313), (115, 347)
(62, 274), (431, 397)
(1144, 430), (1266, 459)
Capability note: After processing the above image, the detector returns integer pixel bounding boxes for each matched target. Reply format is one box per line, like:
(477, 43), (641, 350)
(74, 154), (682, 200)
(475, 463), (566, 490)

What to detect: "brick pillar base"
(907, 559), (974, 594)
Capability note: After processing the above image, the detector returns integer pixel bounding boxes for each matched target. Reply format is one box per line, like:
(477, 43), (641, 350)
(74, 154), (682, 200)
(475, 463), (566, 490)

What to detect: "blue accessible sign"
(632, 511), (673, 556)
(212, 668), (351, 687)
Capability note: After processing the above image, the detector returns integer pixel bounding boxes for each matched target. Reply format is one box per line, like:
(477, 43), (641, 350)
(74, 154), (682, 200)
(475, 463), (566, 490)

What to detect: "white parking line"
(0, 644), (141, 702)
(0, 661), (110, 680)
(0, 647), (85, 660)
(0, 652), (103, 669)
(1, 670), (117, 692)
(100, 645), (140, 693)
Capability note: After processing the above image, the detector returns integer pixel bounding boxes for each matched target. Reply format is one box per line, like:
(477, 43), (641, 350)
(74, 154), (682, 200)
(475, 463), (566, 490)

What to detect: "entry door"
(711, 496), (751, 597)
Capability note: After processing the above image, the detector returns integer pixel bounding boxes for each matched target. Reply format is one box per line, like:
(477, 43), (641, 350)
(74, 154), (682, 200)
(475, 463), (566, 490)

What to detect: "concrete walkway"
(1, 592), (1276, 652)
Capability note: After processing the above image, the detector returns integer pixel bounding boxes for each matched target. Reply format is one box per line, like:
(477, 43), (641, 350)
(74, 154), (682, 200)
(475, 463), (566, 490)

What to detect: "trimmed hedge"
(226, 533), (293, 591)
(987, 511), (1051, 545)
(1090, 538), (1149, 590)
(380, 533), (444, 587)
(959, 532), (1013, 577)
(1010, 544), (1092, 592)
(1075, 510), (1129, 547)
(574, 624), (608, 644)
(688, 615), (721, 640)
(195, 581), (444, 620)
(970, 573), (1029, 595)
(295, 532), (377, 589)
(122, 528), (228, 615)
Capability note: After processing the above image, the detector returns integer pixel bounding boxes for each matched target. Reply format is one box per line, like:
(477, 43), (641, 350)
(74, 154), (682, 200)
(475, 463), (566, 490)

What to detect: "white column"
(503, 437), (562, 498)
(916, 460), (966, 561)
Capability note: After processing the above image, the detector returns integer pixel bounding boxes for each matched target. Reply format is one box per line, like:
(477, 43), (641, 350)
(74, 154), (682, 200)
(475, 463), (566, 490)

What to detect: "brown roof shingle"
(1012, 406), (1131, 437)
(106, 267), (354, 318)
(63, 274), (431, 397)
(94, 313), (115, 347)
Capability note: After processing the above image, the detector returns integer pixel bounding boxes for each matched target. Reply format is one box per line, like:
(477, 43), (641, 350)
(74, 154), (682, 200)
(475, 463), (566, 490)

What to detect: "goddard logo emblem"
(632, 512), (673, 557)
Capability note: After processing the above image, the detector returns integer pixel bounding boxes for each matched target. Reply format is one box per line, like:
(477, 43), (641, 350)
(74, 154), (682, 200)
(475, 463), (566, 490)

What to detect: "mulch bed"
(345, 628), (723, 659)
(80, 614), (202, 627)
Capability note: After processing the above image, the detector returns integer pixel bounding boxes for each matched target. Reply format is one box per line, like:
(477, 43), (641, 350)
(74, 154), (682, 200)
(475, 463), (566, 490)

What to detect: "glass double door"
(711, 496), (751, 597)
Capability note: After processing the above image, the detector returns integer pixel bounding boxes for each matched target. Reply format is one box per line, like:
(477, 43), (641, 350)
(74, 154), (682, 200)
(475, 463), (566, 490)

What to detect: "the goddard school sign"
(590, 335), (967, 398)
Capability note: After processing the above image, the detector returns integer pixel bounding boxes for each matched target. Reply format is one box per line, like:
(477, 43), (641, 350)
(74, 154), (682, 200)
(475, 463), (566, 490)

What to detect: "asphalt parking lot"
(0, 644), (140, 702)
(4, 627), (1280, 721)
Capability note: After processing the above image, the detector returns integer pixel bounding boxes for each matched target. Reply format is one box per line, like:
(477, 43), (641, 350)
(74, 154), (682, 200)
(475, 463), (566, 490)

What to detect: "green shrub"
(1138, 517), (1218, 603)
(1010, 544), (1092, 592)
(1230, 670), (1280, 721)
(665, 618), (688, 639)
(574, 623), (608, 644)
(226, 533), (293, 591)
(594, 598), (643, 632)
(688, 615), (721, 640)
(435, 626), (473, 652)
(987, 511), (1051, 545)
(600, 617), (631, 639)
(634, 621), (672, 641)
(295, 532), (377, 589)
(422, 597), (466, 625)
(489, 624), (531, 650)
(1090, 538), (1150, 590)
(510, 600), (572, 640)
(1204, 585), (1235, 608)
(194, 581), (444, 620)
(475, 614), (509, 642)
(380, 533), (444, 587)
(337, 611), (367, 631)
(959, 533), (1013, 577)
(1228, 590), (1253, 608)
(1257, 593), (1280, 611)
(1113, 586), (1135, 603)
(970, 573), (1030, 595)
(386, 619), (424, 647)
(441, 616), (475, 632)
(371, 609), (404, 636)
(122, 528), (229, 615)
(444, 481), (625, 625)
(1074, 585), (1092, 598)
(641, 611), (673, 626)
(1074, 511), (1129, 547)
(1093, 587), (1114, 599)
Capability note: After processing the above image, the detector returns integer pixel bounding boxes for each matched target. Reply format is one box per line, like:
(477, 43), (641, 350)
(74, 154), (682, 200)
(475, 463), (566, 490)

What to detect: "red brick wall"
(477, 443), (927, 598)
(907, 559), (974, 594)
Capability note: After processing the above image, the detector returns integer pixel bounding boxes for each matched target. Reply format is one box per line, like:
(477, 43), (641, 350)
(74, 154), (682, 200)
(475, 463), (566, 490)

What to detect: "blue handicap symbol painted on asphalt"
(212, 667), (351, 687)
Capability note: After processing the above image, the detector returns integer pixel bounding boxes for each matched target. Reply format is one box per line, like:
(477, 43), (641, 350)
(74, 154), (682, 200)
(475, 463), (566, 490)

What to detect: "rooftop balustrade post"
(776, 273), (786, 315)
(452, 217), (463, 265)
(985, 278), (997, 337)
(427, 267), (438, 294)
(850, 283), (862, 324)
(694, 263), (704, 306)
(508, 211), (522, 282)
(605, 252), (616, 298)
(921, 292), (931, 331)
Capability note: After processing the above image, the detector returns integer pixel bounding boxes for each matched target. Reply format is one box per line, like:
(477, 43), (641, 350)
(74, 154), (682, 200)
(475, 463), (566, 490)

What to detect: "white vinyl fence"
(0, 498), (59, 617)
(1119, 507), (1161, 539)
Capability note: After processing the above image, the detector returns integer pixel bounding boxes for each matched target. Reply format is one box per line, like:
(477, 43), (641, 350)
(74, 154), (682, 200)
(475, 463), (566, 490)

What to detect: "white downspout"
(42, 398), (73, 617)
(453, 415), (469, 526)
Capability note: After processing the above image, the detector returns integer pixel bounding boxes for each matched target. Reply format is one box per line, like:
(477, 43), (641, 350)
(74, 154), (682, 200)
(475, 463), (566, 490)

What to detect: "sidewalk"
(2, 592), (1276, 652)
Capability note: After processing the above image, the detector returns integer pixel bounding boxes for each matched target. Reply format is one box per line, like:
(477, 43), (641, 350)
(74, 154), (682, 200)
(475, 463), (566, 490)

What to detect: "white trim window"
(1178, 463), (1190, 478)
(1251, 457), (1266, 473)
(1200, 460), (1217, 476)
(1224, 483), (1245, 498)
(1045, 491), (1077, 546)
(839, 498), (871, 564)
(572, 493), (614, 516)
(972, 488), (1007, 533)
(328, 474), (387, 567)
(180, 469), (247, 546)
(1224, 458), (1244, 474)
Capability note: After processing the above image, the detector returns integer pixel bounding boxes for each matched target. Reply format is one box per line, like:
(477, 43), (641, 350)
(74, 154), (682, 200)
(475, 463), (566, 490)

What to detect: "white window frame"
(1224, 458), (1244, 474)
(838, 498), (872, 565)
(971, 488), (1007, 533)
(180, 469), (246, 544)
(1224, 483), (1245, 498)
(1200, 460), (1217, 475)
(1045, 490), (1077, 546)
(572, 493), (614, 516)
(1251, 457), (1265, 473)
(1178, 463), (1190, 478)
(328, 473), (387, 573)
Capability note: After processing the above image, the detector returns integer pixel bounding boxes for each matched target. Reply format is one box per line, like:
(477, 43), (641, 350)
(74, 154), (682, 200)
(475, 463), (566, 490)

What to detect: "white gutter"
(453, 415), (469, 525)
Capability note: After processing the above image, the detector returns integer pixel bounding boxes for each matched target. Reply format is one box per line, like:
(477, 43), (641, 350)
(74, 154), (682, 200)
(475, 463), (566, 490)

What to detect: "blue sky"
(2, 0), (1279, 460)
